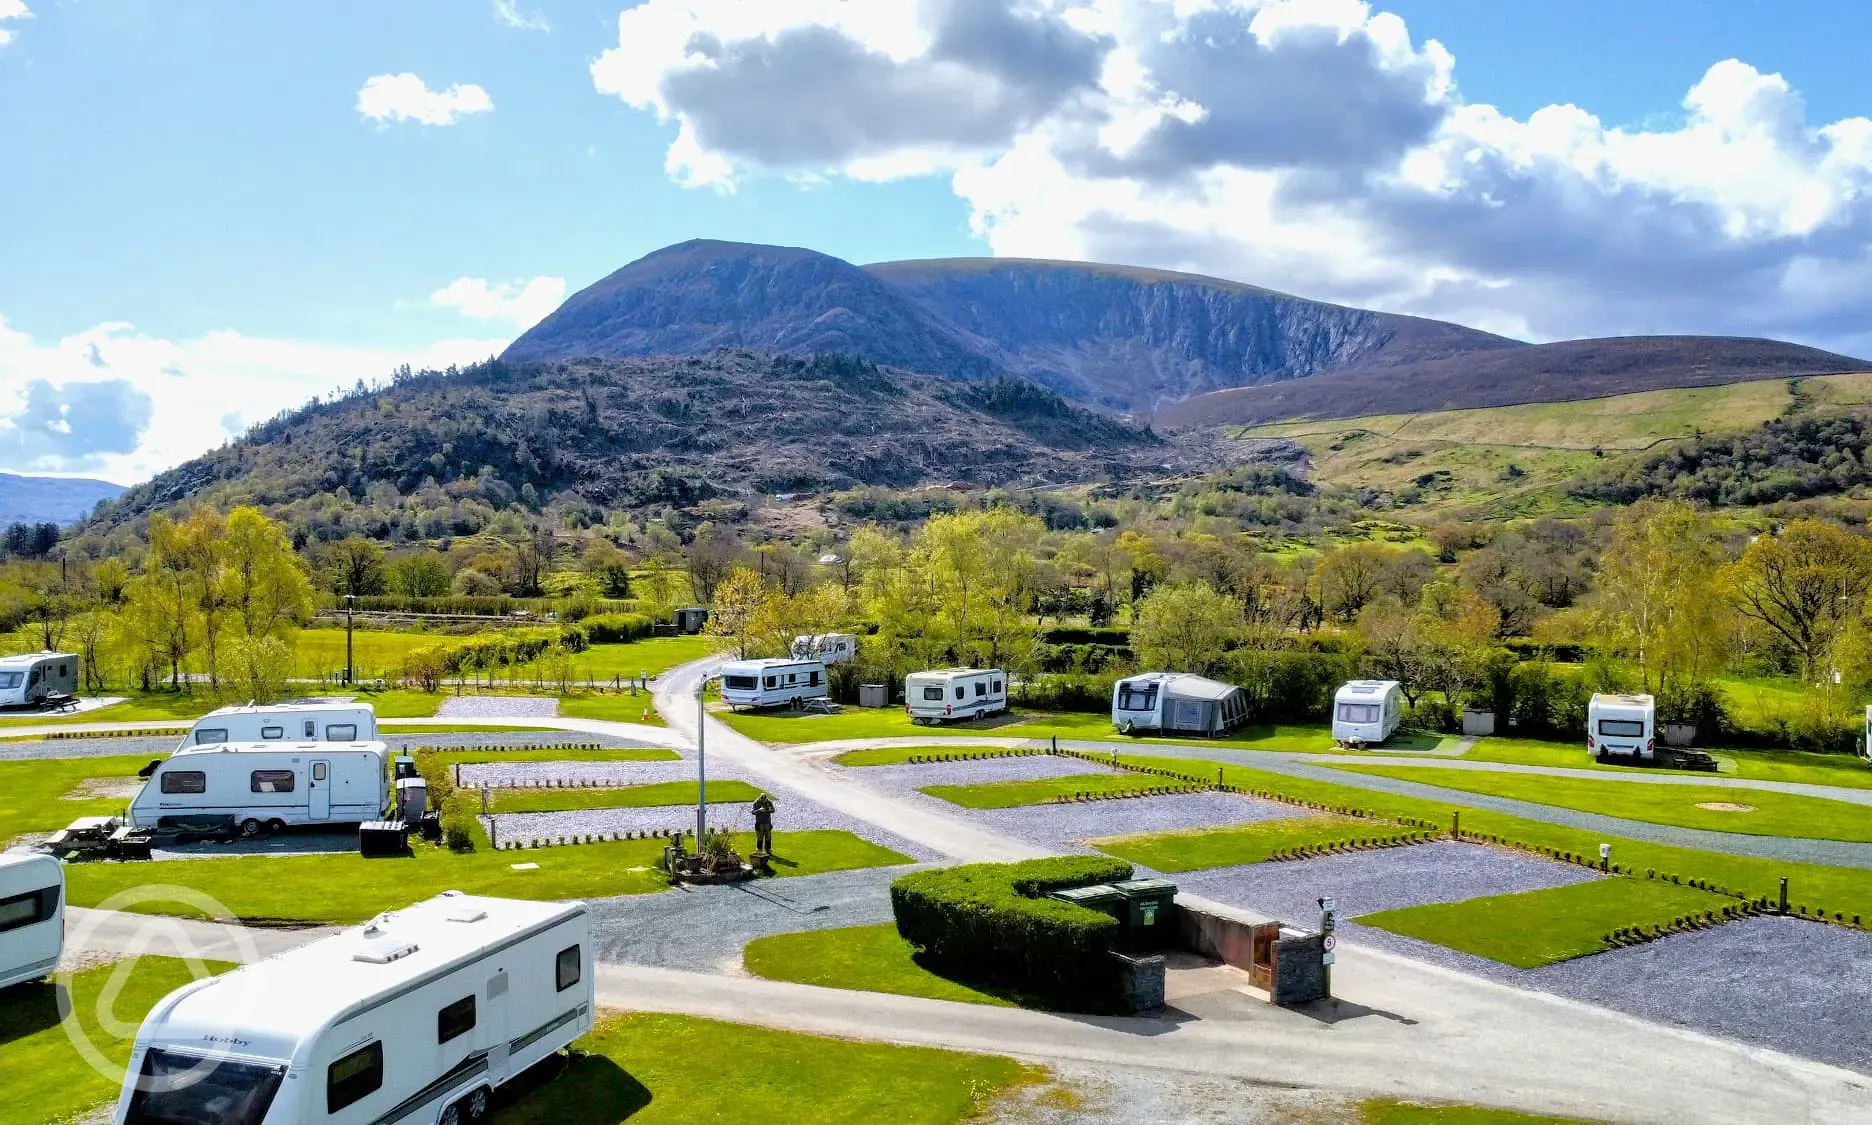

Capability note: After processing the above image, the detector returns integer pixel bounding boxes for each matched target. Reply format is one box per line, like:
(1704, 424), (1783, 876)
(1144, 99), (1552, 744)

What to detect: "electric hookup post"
(1318, 896), (1338, 997)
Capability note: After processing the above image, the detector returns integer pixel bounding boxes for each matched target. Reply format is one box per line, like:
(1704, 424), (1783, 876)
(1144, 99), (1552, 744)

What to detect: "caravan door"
(309, 761), (331, 820)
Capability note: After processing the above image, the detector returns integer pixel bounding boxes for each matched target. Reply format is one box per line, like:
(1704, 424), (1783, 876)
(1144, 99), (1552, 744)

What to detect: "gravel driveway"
(957, 791), (1316, 856)
(435, 695), (561, 718)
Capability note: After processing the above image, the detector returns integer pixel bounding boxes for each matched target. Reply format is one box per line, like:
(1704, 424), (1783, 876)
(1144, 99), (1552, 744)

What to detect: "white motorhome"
(718, 657), (828, 710)
(905, 668), (1008, 724)
(0, 651), (78, 708)
(0, 851), (64, 991)
(1332, 680), (1404, 746)
(181, 701), (378, 749)
(129, 742), (390, 837)
(1589, 693), (1656, 761)
(790, 633), (858, 665)
(112, 892), (594, 1125)
(1111, 672), (1249, 737)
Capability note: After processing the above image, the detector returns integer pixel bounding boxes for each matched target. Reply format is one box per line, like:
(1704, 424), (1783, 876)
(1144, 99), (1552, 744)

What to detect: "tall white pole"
(695, 676), (708, 847)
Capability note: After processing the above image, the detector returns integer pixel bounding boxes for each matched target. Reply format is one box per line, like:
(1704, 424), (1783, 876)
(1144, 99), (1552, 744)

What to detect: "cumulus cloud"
(0, 314), (507, 481)
(356, 73), (494, 127)
(493, 0), (549, 31)
(595, 0), (1872, 355)
(429, 276), (567, 329)
(0, 0), (31, 47)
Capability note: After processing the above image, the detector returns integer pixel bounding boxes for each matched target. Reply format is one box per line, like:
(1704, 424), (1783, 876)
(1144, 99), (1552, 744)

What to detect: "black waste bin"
(1046, 883), (1126, 923)
(1109, 878), (1179, 949)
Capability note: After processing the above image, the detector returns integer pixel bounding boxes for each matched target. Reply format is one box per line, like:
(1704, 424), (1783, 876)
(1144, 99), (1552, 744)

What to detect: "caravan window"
(250, 770), (295, 794)
(974, 682), (987, 697)
(0, 886), (58, 933)
(556, 944), (582, 992)
(1598, 719), (1646, 738)
(260, 726), (285, 740)
(809, 669), (822, 687)
(192, 728), (229, 745)
(1117, 683), (1158, 711)
(0, 673), (19, 689)
(160, 771), (207, 794)
(763, 676), (777, 689)
(954, 687), (965, 700)
(303, 720), (315, 738)
(124, 1048), (284, 1125)
(1337, 704), (1381, 724)
(921, 686), (944, 701)
(993, 680), (1003, 692)
(438, 995), (476, 1044)
(724, 675), (757, 691)
(326, 1042), (382, 1112)
(326, 724), (358, 741)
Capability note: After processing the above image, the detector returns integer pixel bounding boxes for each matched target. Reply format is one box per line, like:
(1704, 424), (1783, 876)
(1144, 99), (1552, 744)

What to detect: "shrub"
(891, 856), (1133, 1010)
(581, 612), (656, 644)
(415, 748), (475, 852)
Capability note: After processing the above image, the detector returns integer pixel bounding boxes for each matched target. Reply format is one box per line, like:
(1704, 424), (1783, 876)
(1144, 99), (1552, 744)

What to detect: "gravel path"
(957, 791), (1315, 856)
(146, 830), (359, 861)
(844, 753), (1122, 795)
(0, 736), (178, 762)
(385, 731), (661, 752)
(588, 866), (914, 972)
(458, 758), (699, 788)
(436, 695), (561, 718)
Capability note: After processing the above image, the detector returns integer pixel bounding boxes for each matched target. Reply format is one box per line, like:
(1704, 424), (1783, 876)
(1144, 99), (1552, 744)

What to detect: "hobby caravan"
(904, 668), (1008, 724)
(129, 742), (389, 837)
(1111, 673), (1249, 737)
(112, 892), (594, 1125)
(1332, 681), (1404, 746)
(181, 702), (378, 749)
(0, 652), (78, 709)
(718, 658), (828, 710)
(1588, 693), (1656, 761)
(0, 851), (64, 991)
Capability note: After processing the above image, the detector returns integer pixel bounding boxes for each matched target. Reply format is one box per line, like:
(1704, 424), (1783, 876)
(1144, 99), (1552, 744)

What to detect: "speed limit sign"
(1322, 934), (1337, 952)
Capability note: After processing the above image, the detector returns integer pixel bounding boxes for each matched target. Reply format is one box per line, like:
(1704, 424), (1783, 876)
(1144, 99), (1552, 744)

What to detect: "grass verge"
(1361, 1097), (1607, 1124)
(1360, 877), (1728, 968)
(431, 746), (680, 766)
(1089, 816), (1426, 873)
(742, 924), (1018, 1007)
(1461, 736), (1872, 791)
(1328, 763), (1872, 842)
(719, 707), (1339, 753)
(920, 772), (1161, 809)
(556, 693), (664, 726)
(493, 1012), (1034, 1125)
(489, 780), (763, 813)
(2, 753), (155, 839)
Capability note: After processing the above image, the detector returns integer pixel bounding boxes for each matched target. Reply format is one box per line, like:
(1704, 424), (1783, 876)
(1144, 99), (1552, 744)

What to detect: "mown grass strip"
(1361, 1097), (1607, 1124)
(743, 924), (1019, 1007)
(490, 779), (764, 813)
(920, 772), (1166, 809)
(1089, 816), (1428, 873)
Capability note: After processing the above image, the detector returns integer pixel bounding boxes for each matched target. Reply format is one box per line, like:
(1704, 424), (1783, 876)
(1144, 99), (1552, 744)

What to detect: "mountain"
(1154, 336), (1872, 429)
(99, 353), (1206, 529)
(0, 473), (126, 526)
(502, 240), (1521, 413)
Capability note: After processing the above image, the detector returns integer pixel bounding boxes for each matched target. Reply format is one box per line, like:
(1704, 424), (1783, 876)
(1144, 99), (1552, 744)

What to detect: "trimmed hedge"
(580, 612), (656, 644)
(414, 749), (475, 851)
(890, 856), (1133, 1009)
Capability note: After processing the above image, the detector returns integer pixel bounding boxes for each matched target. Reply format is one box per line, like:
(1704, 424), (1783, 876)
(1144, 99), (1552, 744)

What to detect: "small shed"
(672, 607), (710, 635)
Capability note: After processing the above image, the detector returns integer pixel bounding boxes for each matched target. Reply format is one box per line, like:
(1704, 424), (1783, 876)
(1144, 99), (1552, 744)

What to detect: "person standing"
(752, 793), (776, 855)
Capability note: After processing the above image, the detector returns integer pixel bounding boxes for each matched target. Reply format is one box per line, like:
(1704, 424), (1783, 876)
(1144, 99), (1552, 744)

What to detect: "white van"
(0, 851), (64, 991)
(905, 668), (1007, 724)
(182, 701), (377, 749)
(130, 742), (390, 837)
(1332, 681), (1404, 746)
(112, 892), (594, 1125)
(1589, 693), (1655, 761)
(718, 658), (828, 710)
(0, 651), (78, 708)
(790, 633), (858, 665)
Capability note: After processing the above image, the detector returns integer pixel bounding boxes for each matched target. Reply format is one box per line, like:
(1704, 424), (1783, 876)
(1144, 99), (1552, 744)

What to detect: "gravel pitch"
(1179, 840), (1602, 925)
(958, 791), (1316, 856)
(845, 753), (1121, 796)
(0, 736), (178, 762)
(435, 695), (561, 718)
(457, 758), (700, 788)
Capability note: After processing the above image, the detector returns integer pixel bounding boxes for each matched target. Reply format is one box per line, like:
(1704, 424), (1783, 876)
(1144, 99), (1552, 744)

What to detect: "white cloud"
(0, 0), (31, 47)
(492, 0), (549, 31)
(428, 276), (567, 329)
(0, 314), (507, 483)
(356, 73), (494, 127)
(595, 0), (1872, 355)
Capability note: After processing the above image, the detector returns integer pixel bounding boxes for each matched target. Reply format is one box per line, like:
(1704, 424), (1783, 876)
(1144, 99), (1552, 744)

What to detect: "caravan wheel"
(463, 1087), (491, 1121)
(238, 819), (264, 840)
(266, 819), (286, 835)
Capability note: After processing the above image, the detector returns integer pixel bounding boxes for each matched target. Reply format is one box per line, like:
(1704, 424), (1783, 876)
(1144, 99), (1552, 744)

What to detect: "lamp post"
(344, 594), (357, 687)
(695, 674), (715, 848)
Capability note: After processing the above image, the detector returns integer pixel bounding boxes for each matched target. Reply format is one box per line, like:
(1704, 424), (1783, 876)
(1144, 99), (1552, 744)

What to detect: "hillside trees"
(387, 549), (451, 597)
(1583, 501), (1729, 697)
(1725, 518), (1872, 680)
(1132, 583), (1242, 676)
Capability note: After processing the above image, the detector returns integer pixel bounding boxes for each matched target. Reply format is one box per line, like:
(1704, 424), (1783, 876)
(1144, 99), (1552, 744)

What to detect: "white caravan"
(905, 668), (1008, 724)
(790, 633), (858, 665)
(1332, 680), (1405, 746)
(718, 657), (828, 710)
(112, 892), (594, 1125)
(0, 651), (78, 708)
(1864, 705), (1872, 763)
(0, 851), (64, 991)
(182, 701), (378, 749)
(1110, 672), (1249, 737)
(130, 741), (389, 837)
(1589, 693), (1656, 761)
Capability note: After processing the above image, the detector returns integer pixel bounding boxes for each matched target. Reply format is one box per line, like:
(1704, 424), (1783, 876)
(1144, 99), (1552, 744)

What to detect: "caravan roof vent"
(445, 907), (488, 924)
(353, 938), (419, 964)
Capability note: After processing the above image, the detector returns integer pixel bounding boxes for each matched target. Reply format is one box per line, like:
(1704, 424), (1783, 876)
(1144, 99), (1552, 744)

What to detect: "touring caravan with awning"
(1111, 673), (1250, 737)
(1332, 681), (1404, 747)
(1589, 693), (1656, 761)
(129, 742), (390, 838)
(0, 851), (64, 992)
(112, 892), (594, 1125)
(0, 652), (77, 709)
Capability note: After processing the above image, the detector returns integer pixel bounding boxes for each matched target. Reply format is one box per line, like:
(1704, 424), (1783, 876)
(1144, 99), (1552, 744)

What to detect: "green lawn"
(429, 746), (680, 766)
(381, 722), (562, 734)
(573, 635), (721, 681)
(920, 772), (1160, 809)
(719, 707), (1340, 754)
(1329, 763), (1872, 842)
(1462, 735), (1872, 791)
(492, 1012), (1032, 1125)
(64, 829), (908, 923)
(1104, 751), (1872, 924)
(1089, 816), (1425, 873)
(1359, 877), (1729, 968)
(0, 690), (224, 728)
(1362, 1099), (1606, 1125)
(1, 956), (233, 1124)
(556, 693), (665, 725)
(489, 780), (763, 813)
(296, 628), (443, 680)
(742, 924), (1017, 1007)
(832, 745), (1048, 767)
(1, 753), (154, 840)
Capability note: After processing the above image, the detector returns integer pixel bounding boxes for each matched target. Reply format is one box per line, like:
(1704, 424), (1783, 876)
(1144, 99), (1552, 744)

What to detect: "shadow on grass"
(0, 980), (65, 1048)
(492, 1051), (651, 1124)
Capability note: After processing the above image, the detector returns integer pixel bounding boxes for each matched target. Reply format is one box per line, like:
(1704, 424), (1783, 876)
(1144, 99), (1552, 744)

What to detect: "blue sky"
(3, 1), (1870, 481)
